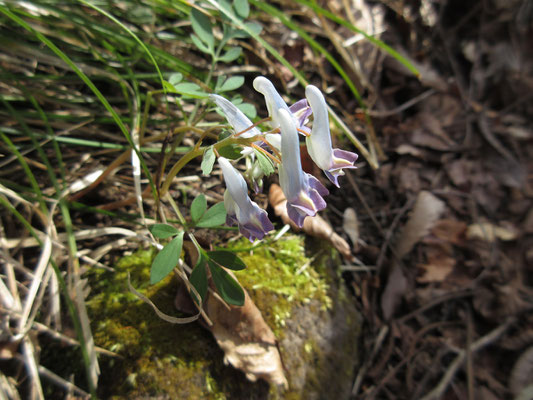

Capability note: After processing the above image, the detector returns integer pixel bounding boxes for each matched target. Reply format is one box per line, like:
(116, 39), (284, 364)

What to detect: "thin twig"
(14, 354), (90, 399)
(420, 318), (515, 400)
(361, 89), (436, 117)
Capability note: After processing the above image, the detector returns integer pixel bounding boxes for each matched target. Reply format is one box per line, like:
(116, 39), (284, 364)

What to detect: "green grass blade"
(0, 131), (47, 214)
(251, 0), (363, 106)
(0, 5), (158, 201)
(292, 0), (419, 77)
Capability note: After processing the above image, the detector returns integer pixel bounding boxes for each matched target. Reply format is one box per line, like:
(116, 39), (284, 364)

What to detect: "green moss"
(82, 235), (355, 398)
(229, 235), (331, 337)
(86, 247), (230, 399)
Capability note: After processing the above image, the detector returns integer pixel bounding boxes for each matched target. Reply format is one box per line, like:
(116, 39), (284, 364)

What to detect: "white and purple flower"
(211, 78), (358, 232)
(276, 108), (329, 228)
(209, 93), (261, 142)
(253, 76), (312, 133)
(305, 85), (358, 187)
(218, 157), (274, 241)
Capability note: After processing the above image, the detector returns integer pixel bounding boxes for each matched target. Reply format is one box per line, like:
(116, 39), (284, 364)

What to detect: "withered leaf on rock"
(177, 242), (288, 388)
(206, 277), (288, 389)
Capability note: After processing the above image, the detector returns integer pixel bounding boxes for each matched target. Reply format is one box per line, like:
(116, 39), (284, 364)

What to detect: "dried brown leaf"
(206, 281), (288, 388)
(269, 184), (353, 260)
(394, 191), (446, 258)
(173, 253), (287, 388)
(417, 256), (455, 283)
(431, 219), (467, 245)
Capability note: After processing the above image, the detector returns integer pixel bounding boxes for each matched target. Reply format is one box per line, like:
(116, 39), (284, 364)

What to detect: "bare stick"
(420, 319), (515, 400)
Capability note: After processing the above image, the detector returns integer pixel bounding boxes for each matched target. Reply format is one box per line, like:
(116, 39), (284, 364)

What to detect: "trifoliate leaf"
(201, 146), (216, 176)
(196, 202), (227, 228)
(149, 224), (180, 239)
(208, 261), (245, 306)
(190, 194), (207, 223)
(208, 250), (246, 270)
(190, 8), (214, 50)
(150, 232), (184, 284)
(253, 148), (275, 176)
(219, 76), (245, 92)
(219, 46), (242, 63)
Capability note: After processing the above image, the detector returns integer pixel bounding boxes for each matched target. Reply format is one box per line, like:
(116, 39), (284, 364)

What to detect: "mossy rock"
(86, 235), (361, 399)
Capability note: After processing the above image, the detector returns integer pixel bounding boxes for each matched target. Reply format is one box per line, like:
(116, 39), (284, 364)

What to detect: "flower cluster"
(210, 76), (358, 241)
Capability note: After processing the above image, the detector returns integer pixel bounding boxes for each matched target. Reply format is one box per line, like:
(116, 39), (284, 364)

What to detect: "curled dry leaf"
(268, 184), (353, 261)
(206, 281), (288, 389)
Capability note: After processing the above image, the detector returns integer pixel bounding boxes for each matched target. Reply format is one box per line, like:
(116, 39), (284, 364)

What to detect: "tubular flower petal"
(218, 157), (274, 241)
(253, 76), (310, 132)
(305, 85), (358, 187)
(209, 94), (261, 138)
(277, 108), (329, 228)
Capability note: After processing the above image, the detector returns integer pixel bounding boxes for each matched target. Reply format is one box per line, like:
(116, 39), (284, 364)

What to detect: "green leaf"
(219, 46), (242, 63)
(201, 146), (216, 175)
(207, 250), (246, 270)
(245, 21), (263, 36)
(219, 75), (245, 92)
(168, 73), (183, 86)
(172, 82), (209, 98)
(214, 74), (226, 92)
(236, 102), (257, 119)
(189, 260), (208, 303)
(230, 21), (263, 39)
(233, 0), (250, 18)
(208, 261), (245, 306)
(150, 232), (184, 284)
(190, 8), (214, 50)
(196, 202), (227, 228)
(218, 130), (232, 141)
(218, 144), (243, 159)
(253, 148), (275, 176)
(190, 194), (207, 223)
(149, 224), (180, 239)
(191, 34), (212, 54)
